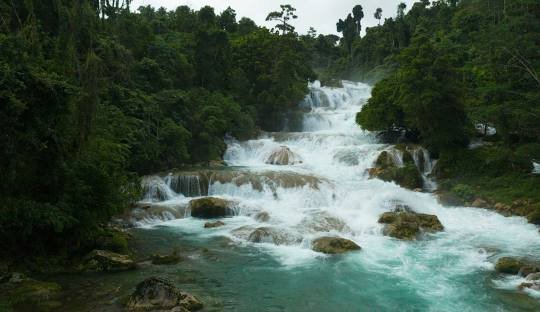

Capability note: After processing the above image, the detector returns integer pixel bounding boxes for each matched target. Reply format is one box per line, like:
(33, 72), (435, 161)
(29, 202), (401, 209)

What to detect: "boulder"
(471, 198), (489, 208)
(374, 164), (423, 190)
(204, 221), (225, 228)
(518, 265), (539, 277)
(495, 257), (525, 275)
(0, 274), (62, 310)
(312, 237), (361, 254)
(81, 249), (136, 272)
(126, 277), (203, 312)
(518, 282), (540, 292)
(526, 272), (540, 281)
(189, 197), (235, 219)
(299, 211), (350, 233)
(378, 210), (444, 240)
(436, 191), (465, 206)
(247, 227), (302, 245)
(254, 211), (270, 222)
(266, 146), (302, 165)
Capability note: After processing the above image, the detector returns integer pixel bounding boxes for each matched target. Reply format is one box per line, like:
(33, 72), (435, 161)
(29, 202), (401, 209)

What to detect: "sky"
(131, 1), (416, 35)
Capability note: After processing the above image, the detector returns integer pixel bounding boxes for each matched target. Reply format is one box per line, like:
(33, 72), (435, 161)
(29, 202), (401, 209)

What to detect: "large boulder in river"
(266, 146), (303, 165)
(247, 227), (302, 245)
(369, 150), (422, 190)
(189, 197), (235, 219)
(312, 237), (361, 254)
(126, 277), (203, 312)
(299, 211), (351, 233)
(495, 257), (540, 276)
(378, 210), (443, 240)
(80, 249), (136, 272)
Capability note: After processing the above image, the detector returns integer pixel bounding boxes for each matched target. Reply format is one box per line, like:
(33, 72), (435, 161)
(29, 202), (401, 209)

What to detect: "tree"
(374, 8), (383, 25)
(397, 2), (407, 19)
(352, 5), (364, 35)
(265, 4), (298, 35)
(219, 7), (237, 32)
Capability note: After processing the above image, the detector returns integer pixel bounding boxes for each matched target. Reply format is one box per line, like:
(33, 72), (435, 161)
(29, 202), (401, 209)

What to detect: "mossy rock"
(95, 227), (131, 254)
(204, 221), (225, 228)
(0, 275), (62, 312)
(378, 211), (444, 240)
(312, 237), (361, 254)
(375, 151), (396, 169)
(80, 249), (136, 272)
(376, 164), (423, 190)
(189, 197), (235, 219)
(527, 210), (540, 225)
(126, 277), (203, 312)
(495, 257), (524, 275)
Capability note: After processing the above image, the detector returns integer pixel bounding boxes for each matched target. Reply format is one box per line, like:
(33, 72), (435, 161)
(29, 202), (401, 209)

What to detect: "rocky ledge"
(126, 277), (203, 312)
(378, 207), (444, 240)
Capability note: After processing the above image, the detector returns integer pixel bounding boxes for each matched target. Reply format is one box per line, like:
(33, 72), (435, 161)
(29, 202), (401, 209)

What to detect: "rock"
(81, 249), (136, 272)
(204, 221), (225, 228)
(247, 227), (302, 245)
(519, 282), (540, 291)
(494, 203), (513, 216)
(312, 237), (361, 254)
(471, 198), (488, 208)
(189, 197), (235, 219)
(0, 275), (62, 310)
(126, 277), (203, 312)
(369, 163), (423, 190)
(495, 257), (524, 275)
(299, 211), (350, 233)
(378, 210), (444, 240)
(526, 272), (540, 281)
(375, 151), (396, 169)
(518, 265), (539, 277)
(266, 146), (303, 165)
(436, 191), (465, 206)
(151, 251), (182, 265)
(254, 211), (270, 222)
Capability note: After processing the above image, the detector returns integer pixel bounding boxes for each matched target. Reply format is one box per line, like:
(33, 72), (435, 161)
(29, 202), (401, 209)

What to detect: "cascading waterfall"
(135, 80), (540, 310)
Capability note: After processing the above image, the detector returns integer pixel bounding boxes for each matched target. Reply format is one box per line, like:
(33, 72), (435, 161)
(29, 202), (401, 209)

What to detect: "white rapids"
(140, 80), (540, 306)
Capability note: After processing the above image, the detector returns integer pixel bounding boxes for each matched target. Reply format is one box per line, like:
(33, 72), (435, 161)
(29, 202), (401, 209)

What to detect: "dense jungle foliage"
(0, 1), (314, 259)
(339, 0), (540, 222)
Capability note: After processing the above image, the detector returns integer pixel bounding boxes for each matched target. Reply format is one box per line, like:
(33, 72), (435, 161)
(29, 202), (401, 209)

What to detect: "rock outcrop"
(369, 150), (423, 190)
(378, 210), (444, 240)
(247, 227), (302, 245)
(312, 237), (361, 254)
(151, 251), (182, 265)
(80, 249), (136, 272)
(266, 146), (303, 165)
(126, 277), (203, 312)
(189, 197), (235, 219)
(495, 257), (539, 276)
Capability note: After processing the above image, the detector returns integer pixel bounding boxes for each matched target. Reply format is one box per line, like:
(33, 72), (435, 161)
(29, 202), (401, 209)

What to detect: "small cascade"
(533, 162), (540, 174)
(141, 176), (178, 202)
(167, 174), (204, 197)
(408, 146), (438, 191)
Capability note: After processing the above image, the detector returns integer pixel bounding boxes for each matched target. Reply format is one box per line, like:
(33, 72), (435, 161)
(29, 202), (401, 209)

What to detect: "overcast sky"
(131, 1), (416, 35)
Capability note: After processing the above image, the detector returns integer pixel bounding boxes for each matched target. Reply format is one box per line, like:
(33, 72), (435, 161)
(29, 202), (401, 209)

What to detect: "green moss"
(378, 164), (423, 190)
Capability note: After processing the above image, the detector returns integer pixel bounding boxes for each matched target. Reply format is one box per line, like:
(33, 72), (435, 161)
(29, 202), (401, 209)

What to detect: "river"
(59, 81), (540, 311)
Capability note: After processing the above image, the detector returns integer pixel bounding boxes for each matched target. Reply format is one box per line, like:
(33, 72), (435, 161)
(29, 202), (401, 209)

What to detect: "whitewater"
(136, 81), (540, 311)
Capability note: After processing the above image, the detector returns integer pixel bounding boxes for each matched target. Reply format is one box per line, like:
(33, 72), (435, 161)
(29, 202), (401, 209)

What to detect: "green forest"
(0, 1), (315, 260)
(1, 0), (539, 273)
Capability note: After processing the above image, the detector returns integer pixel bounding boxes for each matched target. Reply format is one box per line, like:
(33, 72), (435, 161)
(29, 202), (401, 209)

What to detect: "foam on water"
(140, 80), (540, 308)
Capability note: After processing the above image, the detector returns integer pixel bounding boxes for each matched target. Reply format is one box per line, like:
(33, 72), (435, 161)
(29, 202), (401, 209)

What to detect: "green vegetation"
(337, 0), (539, 221)
(0, 2), (314, 261)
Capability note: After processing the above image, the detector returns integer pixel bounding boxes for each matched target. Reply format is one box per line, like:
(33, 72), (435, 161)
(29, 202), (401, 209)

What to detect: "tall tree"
(265, 4), (298, 35)
(374, 8), (383, 25)
(352, 5), (364, 35)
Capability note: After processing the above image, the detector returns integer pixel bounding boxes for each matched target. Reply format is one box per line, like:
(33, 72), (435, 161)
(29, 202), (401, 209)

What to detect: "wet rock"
(204, 221), (225, 228)
(495, 257), (525, 275)
(300, 211), (350, 233)
(0, 274), (62, 310)
(247, 227), (302, 245)
(370, 151), (423, 190)
(312, 237), (361, 254)
(80, 249), (136, 272)
(436, 191), (465, 206)
(471, 198), (489, 208)
(519, 265), (540, 277)
(113, 203), (187, 228)
(526, 272), (540, 281)
(375, 151), (396, 169)
(126, 277), (203, 312)
(231, 226), (255, 240)
(189, 197), (235, 219)
(518, 281), (540, 291)
(254, 211), (270, 222)
(378, 210), (444, 240)
(151, 251), (182, 265)
(333, 149), (359, 166)
(266, 146), (303, 165)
